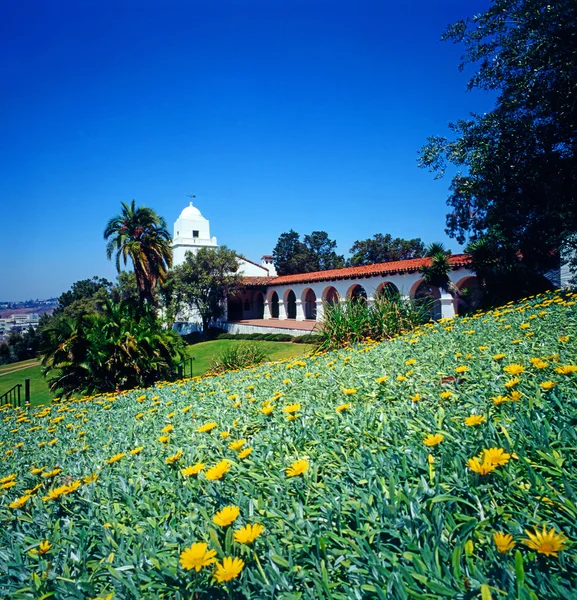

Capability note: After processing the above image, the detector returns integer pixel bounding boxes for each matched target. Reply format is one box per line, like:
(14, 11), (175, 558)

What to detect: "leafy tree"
(0, 343), (10, 365)
(168, 247), (241, 334)
(303, 231), (345, 271)
(56, 277), (112, 312)
(348, 234), (426, 266)
(273, 230), (343, 275)
(273, 230), (314, 275)
(419, 0), (577, 277)
(41, 299), (184, 397)
(104, 200), (173, 307)
(110, 271), (140, 304)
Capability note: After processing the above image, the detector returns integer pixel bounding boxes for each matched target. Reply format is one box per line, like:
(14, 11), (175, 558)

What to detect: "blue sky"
(0, 0), (492, 301)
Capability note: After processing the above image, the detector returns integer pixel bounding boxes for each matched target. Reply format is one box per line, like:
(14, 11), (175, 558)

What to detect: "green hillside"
(1, 290), (576, 599)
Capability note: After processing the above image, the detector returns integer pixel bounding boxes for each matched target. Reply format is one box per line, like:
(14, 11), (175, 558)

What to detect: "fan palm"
(104, 200), (172, 307)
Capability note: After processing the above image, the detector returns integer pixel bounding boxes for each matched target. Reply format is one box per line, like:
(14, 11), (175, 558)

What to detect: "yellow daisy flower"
(213, 505), (240, 527)
(493, 532), (516, 553)
(286, 459), (309, 477)
(522, 526), (568, 557)
(213, 556), (244, 582)
(179, 542), (217, 571)
(423, 434), (444, 447)
(234, 523), (264, 544)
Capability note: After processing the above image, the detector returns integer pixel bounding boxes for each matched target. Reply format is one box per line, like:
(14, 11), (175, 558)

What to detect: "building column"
(263, 300), (271, 320)
(315, 299), (324, 322)
(295, 299), (305, 321)
(278, 300), (287, 320)
(440, 293), (455, 319)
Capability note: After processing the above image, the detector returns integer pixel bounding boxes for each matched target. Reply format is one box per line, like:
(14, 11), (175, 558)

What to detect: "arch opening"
(412, 280), (441, 321)
(302, 288), (317, 320)
(347, 284), (368, 304)
(270, 291), (279, 318)
(285, 290), (297, 319)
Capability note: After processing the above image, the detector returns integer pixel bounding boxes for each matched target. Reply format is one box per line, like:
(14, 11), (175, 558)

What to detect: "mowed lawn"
(0, 341), (315, 406)
(184, 340), (316, 377)
(0, 364), (52, 406)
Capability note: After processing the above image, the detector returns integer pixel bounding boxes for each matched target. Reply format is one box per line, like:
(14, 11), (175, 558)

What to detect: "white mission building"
(171, 201), (572, 336)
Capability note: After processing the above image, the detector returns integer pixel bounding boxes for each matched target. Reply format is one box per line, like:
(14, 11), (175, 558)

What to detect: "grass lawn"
(0, 341), (315, 406)
(0, 364), (53, 406)
(183, 339), (316, 376)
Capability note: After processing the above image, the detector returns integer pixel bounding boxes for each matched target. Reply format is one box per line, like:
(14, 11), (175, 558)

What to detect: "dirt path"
(0, 362), (40, 377)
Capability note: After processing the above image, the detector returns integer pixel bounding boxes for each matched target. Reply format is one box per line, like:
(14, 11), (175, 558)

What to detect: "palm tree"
(420, 242), (461, 299)
(104, 200), (172, 307)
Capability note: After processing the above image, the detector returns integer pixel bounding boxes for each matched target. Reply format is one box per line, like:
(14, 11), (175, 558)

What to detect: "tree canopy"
(273, 230), (344, 275)
(166, 246), (241, 333)
(419, 0), (577, 274)
(348, 234), (426, 266)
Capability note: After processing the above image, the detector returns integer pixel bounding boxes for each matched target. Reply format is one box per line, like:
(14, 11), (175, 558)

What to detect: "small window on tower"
(193, 230), (199, 238)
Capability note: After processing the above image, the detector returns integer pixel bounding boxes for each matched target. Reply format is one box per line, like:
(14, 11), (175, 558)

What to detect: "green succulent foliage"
(1, 290), (577, 599)
(40, 299), (184, 397)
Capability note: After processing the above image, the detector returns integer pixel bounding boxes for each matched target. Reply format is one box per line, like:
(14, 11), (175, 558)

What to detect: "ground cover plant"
(1, 289), (576, 599)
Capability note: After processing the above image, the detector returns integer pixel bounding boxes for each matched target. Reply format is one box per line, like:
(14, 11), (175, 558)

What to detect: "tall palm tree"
(104, 200), (173, 307)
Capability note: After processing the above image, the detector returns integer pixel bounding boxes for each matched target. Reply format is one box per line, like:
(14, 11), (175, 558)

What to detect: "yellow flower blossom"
(229, 439), (246, 451)
(197, 422), (217, 433)
(492, 354), (506, 361)
(286, 459), (309, 477)
(455, 366), (468, 374)
(467, 456), (497, 475)
(234, 523), (264, 544)
(504, 378), (520, 388)
(161, 424), (174, 434)
(530, 358), (549, 369)
(493, 532), (516, 553)
(166, 450), (183, 464)
(41, 468), (62, 479)
(336, 403), (351, 412)
(213, 556), (244, 582)
(540, 381), (557, 390)
(522, 526), (568, 557)
(181, 463), (205, 477)
(261, 405), (274, 415)
(129, 446), (143, 455)
(179, 542), (217, 571)
(342, 388), (357, 395)
(375, 376), (388, 384)
(504, 364), (525, 375)
(213, 505), (240, 527)
(105, 453), (125, 464)
(9, 494), (31, 509)
(83, 473), (99, 484)
(410, 393), (421, 403)
(238, 448), (253, 459)
(509, 390), (522, 402)
(158, 435), (170, 444)
(464, 415), (486, 427)
(423, 434), (444, 447)
(439, 391), (453, 399)
(205, 460), (231, 481)
(555, 365), (577, 375)
(282, 404), (301, 414)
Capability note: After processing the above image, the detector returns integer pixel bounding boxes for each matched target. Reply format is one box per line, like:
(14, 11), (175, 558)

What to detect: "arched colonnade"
(259, 268), (479, 322)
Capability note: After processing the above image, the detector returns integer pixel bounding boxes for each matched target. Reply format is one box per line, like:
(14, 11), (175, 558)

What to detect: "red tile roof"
(240, 276), (275, 286)
(267, 254), (472, 286)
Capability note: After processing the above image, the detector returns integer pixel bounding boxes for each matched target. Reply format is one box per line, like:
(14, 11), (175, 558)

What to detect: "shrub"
(318, 294), (428, 350)
(292, 333), (322, 344)
(209, 342), (269, 373)
(40, 299), (184, 397)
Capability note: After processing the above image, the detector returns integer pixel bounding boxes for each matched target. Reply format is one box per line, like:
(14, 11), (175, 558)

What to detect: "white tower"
(172, 201), (218, 266)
